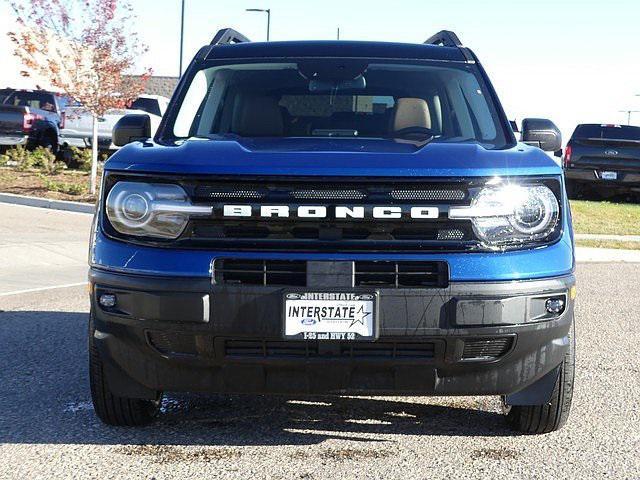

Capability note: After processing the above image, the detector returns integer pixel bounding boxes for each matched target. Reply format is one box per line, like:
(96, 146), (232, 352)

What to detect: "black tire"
(565, 180), (582, 199)
(40, 133), (59, 155)
(89, 313), (162, 426)
(59, 147), (78, 168)
(503, 318), (575, 434)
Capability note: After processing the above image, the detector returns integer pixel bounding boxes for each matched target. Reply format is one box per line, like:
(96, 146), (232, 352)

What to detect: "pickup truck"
(564, 123), (640, 197)
(0, 89), (68, 152)
(59, 95), (169, 151)
(88, 29), (575, 434)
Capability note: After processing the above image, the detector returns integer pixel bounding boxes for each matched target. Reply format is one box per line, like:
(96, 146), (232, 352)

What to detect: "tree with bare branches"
(8, 0), (152, 194)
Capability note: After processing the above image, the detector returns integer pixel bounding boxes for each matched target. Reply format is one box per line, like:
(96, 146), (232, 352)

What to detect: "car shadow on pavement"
(0, 310), (519, 447)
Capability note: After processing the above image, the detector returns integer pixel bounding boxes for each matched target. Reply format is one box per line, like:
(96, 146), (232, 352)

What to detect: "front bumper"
(90, 267), (575, 400)
(0, 135), (28, 147)
(565, 167), (640, 191)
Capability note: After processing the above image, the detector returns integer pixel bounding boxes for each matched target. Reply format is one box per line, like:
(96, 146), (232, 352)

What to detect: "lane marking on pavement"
(0, 282), (87, 297)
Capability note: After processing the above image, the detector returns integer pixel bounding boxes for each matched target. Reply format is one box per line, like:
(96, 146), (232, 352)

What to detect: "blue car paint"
(107, 138), (560, 178)
(92, 138), (574, 282)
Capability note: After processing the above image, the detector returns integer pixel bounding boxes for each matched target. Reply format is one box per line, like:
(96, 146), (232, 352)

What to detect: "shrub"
(40, 175), (87, 196)
(6, 145), (34, 170)
(31, 147), (64, 174)
(64, 146), (93, 171)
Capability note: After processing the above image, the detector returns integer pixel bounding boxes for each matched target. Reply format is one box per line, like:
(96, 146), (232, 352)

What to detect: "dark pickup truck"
(564, 123), (640, 197)
(0, 89), (68, 153)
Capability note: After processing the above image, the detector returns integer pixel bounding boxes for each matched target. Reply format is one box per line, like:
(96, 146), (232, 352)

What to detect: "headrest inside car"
(231, 94), (284, 137)
(393, 98), (431, 132)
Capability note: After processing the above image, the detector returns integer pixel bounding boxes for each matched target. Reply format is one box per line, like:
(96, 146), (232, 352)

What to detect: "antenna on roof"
(210, 28), (251, 46)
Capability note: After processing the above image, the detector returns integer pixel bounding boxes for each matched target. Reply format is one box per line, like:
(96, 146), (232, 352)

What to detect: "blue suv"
(88, 29), (575, 433)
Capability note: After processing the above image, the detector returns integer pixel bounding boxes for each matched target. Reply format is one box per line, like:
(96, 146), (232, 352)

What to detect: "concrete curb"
(0, 192), (95, 214)
(575, 233), (640, 243)
(575, 247), (640, 263)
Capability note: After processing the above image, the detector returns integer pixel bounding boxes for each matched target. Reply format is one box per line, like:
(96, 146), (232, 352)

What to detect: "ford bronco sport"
(88, 29), (575, 434)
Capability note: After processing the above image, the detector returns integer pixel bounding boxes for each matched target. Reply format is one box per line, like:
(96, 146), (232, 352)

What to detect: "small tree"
(8, 0), (152, 194)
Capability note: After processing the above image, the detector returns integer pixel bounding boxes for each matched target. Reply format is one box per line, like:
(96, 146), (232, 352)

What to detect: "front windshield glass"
(168, 59), (508, 149)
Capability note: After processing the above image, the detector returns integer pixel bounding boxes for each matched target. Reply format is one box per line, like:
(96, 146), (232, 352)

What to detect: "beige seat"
(392, 98), (431, 132)
(231, 94), (284, 137)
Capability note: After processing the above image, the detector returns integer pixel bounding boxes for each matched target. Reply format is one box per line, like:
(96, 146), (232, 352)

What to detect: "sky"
(2, 0), (640, 142)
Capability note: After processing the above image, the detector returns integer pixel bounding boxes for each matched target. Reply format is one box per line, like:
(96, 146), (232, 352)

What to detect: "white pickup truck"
(59, 94), (169, 151)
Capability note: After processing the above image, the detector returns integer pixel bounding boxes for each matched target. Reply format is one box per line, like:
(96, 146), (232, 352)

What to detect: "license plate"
(601, 171), (617, 180)
(283, 292), (377, 341)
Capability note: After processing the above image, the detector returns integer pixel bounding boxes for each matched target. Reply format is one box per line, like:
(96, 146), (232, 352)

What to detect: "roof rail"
(210, 28), (250, 46)
(424, 30), (463, 48)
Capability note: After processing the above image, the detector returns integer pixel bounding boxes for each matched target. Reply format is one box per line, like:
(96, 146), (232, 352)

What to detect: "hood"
(105, 137), (562, 178)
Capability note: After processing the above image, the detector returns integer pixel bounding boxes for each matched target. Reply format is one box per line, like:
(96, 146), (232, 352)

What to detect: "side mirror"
(521, 118), (562, 152)
(553, 149), (563, 158)
(113, 114), (151, 147)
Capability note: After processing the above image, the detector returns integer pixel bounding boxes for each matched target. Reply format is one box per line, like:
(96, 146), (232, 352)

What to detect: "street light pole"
(246, 8), (271, 41)
(179, 0), (185, 76)
(619, 110), (640, 125)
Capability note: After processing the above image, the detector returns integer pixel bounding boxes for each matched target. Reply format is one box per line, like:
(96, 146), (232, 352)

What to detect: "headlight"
(450, 183), (560, 248)
(106, 182), (211, 239)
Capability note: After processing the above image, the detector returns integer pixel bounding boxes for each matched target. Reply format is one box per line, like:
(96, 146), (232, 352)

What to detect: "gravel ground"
(0, 263), (639, 480)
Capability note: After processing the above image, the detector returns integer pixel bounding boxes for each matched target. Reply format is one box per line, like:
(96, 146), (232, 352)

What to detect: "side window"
(174, 70), (209, 137)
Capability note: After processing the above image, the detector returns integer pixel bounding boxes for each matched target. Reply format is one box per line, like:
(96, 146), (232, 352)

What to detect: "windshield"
(167, 59), (509, 149)
(572, 124), (640, 141)
(3, 91), (57, 112)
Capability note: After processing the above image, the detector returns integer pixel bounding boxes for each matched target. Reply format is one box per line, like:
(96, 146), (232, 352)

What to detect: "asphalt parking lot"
(0, 204), (639, 479)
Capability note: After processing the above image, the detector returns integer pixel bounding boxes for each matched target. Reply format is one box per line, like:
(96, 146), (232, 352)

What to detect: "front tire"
(89, 313), (162, 426)
(504, 318), (575, 434)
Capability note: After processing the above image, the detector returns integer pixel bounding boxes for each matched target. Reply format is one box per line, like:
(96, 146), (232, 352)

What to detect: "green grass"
(576, 239), (640, 250)
(570, 200), (640, 236)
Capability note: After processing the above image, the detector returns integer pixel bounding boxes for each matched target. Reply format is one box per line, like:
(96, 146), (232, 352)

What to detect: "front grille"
(223, 339), (436, 360)
(462, 337), (514, 360)
(213, 259), (449, 288)
(183, 178), (475, 252)
(354, 261), (448, 288)
(102, 175), (562, 252)
(213, 259), (306, 286)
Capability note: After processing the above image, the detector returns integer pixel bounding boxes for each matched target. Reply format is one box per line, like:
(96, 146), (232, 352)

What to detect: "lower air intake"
(147, 331), (198, 356)
(462, 337), (514, 360)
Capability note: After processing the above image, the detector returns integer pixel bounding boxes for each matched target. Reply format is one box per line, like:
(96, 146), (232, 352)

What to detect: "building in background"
(125, 75), (179, 99)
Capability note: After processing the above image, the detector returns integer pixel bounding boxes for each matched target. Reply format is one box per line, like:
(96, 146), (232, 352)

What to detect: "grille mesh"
(291, 189), (367, 200)
(194, 187), (265, 199)
(437, 229), (465, 241)
(390, 189), (466, 201)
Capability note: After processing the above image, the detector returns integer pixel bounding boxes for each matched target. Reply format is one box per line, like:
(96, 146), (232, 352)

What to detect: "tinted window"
(571, 124), (640, 141)
(170, 60), (508, 149)
(3, 91), (57, 112)
(0, 89), (12, 103)
(129, 97), (161, 116)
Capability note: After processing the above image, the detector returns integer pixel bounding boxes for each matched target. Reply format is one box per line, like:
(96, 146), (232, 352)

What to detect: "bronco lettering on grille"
(219, 205), (440, 220)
